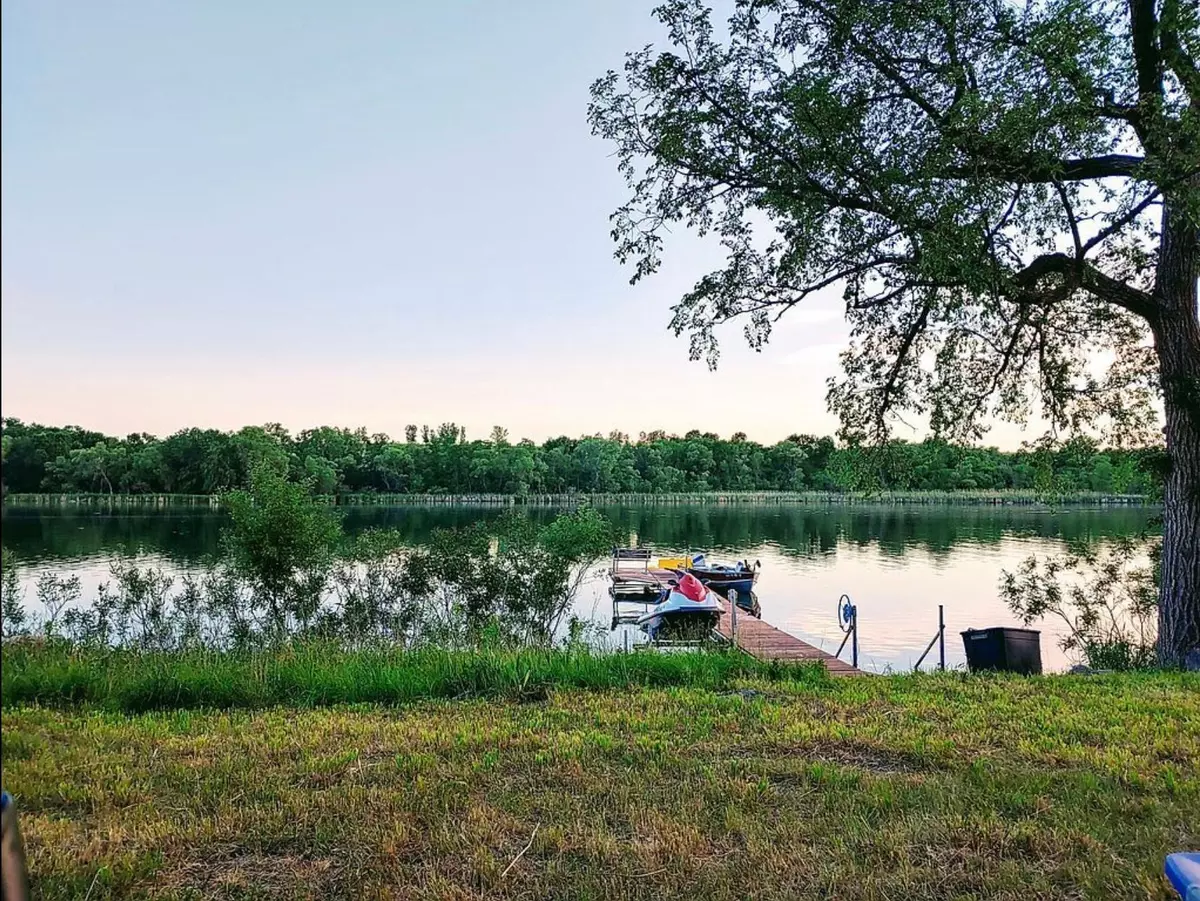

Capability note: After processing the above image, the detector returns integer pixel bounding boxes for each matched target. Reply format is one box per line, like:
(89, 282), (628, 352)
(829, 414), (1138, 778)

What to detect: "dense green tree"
(157, 428), (238, 494)
(303, 455), (340, 496)
(123, 442), (166, 493)
(589, 0), (1198, 662)
(46, 442), (129, 494)
(232, 426), (291, 483)
(763, 441), (808, 490)
(1, 419), (1164, 500)
(1, 419), (106, 492)
(374, 443), (422, 493)
(222, 464), (342, 638)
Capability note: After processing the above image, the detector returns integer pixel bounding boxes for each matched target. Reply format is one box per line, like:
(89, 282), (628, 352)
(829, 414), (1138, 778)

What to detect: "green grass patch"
(2, 670), (1195, 899)
(1, 641), (828, 713)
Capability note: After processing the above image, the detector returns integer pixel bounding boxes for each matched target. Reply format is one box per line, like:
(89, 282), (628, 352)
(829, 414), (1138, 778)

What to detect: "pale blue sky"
(2, 1), (860, 442)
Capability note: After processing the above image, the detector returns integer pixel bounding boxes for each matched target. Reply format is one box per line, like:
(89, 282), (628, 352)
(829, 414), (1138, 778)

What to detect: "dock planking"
(609, 567), (677, 587)
(714, 597), (862, 676)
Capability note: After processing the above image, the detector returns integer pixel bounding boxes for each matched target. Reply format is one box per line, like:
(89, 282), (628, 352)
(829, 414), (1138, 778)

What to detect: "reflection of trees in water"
(597, 506), (1157, 558)
(1, 510), (227, 564)
(1, 504), (1158, 566)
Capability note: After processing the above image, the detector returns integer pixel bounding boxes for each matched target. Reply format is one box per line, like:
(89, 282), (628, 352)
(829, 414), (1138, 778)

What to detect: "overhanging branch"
(1014, 253), (1160, 320)
(875, 301), (932, 430)
(941, 152), (1143, 182)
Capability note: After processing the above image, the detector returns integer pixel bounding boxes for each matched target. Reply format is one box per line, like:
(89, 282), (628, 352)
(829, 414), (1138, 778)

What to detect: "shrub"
(1001, 535), (1158, 669)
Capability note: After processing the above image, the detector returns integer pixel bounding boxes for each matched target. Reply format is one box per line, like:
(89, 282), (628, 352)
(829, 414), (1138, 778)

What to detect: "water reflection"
(1, 503), (1158, 673)
(1, 504), (1154, 565)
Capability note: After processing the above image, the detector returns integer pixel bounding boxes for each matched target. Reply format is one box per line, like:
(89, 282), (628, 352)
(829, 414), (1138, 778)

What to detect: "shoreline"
(2, 489), (1159, 509)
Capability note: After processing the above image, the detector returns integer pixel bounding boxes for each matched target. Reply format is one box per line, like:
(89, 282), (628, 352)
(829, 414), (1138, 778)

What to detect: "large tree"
(589, 0), (1199, 664)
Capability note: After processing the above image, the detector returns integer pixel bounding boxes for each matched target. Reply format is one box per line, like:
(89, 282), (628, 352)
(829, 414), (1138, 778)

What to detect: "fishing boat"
(636, 572), (723, 640)
(685, 554), (760, 593)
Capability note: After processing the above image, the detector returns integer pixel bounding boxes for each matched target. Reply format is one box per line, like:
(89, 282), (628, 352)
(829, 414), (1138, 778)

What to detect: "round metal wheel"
(837, 594), (855, 632)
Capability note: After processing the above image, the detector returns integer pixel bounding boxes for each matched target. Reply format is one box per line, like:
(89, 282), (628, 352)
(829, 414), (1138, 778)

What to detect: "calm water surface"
(1, 504), (1158, 673)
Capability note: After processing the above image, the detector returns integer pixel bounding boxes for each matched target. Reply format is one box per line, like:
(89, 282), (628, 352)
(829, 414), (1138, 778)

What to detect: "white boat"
(636, 573), (723, 640)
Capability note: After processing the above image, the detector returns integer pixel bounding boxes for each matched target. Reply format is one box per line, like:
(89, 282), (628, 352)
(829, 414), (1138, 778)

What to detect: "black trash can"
(961, 627), (1042, 674)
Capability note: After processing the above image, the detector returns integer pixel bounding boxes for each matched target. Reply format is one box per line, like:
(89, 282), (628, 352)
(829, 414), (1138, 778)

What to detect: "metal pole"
(938, 604), (945, 671)
(851, 606), (858, 669)
(729, 589), (738, 648)
(836, 629), (851, 660)
(914, 631), (939, 670)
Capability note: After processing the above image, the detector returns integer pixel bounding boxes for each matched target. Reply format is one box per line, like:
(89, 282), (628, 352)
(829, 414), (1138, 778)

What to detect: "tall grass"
(0, 641), (827, 713)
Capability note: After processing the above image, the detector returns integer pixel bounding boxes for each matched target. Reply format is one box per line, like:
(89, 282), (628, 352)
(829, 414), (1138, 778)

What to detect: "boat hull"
(639, 609), (722, 641)
(686, 568), (758, 594)
(635, 585), (723, 641)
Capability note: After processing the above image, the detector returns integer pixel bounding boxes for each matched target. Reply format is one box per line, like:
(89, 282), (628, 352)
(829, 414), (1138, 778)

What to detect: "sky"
(0, 0), (1025, 446)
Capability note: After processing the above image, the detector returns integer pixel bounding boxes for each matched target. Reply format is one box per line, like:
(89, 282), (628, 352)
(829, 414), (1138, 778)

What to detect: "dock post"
(938, 604), (945, 671)
(729, 590), (738, 648)
(851, 605), (858, 670)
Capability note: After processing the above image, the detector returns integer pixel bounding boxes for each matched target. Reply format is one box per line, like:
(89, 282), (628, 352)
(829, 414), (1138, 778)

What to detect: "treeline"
(0, 418), (1164, 498)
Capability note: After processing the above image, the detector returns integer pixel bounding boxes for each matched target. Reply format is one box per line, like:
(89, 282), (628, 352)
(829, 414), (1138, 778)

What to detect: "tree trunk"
(1153, 184), (1200, 667)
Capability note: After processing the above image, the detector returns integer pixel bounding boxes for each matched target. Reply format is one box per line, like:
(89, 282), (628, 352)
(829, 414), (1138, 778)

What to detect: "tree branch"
(1160, 0), (1200, 102)
(1054, 182), (1084, 259)
(796, 0), (1143, 185)
(940, 152), (1143, 182)
(1082, 189), (1161, 254)
(876, 301), (932, 429)
(1129, 0), (1165, 143)
(1014, 252), (1159, 319)
(962, 307), (1035, 425)
(678, 69), (900, 221)
(765, 254), (917, 322)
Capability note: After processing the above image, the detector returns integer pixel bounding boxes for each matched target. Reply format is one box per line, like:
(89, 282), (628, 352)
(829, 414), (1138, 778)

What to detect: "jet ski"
(636, 572), (723, 641)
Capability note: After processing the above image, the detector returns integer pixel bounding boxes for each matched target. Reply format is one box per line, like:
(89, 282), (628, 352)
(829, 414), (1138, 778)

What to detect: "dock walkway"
(715, 597), (862, 676)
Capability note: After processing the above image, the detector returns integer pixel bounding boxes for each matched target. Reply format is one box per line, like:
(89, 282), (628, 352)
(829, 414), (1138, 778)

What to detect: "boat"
(636, 572), (723, 640)
(685, 554), (760, 593)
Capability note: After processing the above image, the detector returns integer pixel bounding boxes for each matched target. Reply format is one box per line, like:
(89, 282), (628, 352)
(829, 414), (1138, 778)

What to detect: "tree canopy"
(0, 418), (1162, 497)
(590, 0), (1195, 441)
(589, 0), (1198, 663)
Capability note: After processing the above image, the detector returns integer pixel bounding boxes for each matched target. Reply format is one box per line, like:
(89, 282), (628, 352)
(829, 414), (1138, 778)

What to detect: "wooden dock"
(609, 567), (676, 592)
(714, 597), (862, 676)
(608, 548), (861, 676)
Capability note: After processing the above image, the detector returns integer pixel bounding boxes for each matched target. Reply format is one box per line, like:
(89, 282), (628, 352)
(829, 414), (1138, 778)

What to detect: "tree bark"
(1153, 182), (1200, 667)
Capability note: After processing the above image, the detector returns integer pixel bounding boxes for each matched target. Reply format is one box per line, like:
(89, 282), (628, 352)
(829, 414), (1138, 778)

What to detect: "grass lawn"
(2, 669), (1197, 900)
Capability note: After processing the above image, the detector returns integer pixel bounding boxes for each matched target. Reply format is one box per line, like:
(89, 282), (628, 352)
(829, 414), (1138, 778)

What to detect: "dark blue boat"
(685, 554), (760, 594)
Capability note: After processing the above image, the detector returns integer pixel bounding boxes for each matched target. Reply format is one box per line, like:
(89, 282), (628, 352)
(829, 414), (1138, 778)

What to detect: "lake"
(1, 503), (1158, 673)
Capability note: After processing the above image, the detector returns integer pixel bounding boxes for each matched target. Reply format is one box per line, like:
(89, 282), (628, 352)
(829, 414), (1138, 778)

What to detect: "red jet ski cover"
(677, 572), (708, 602)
